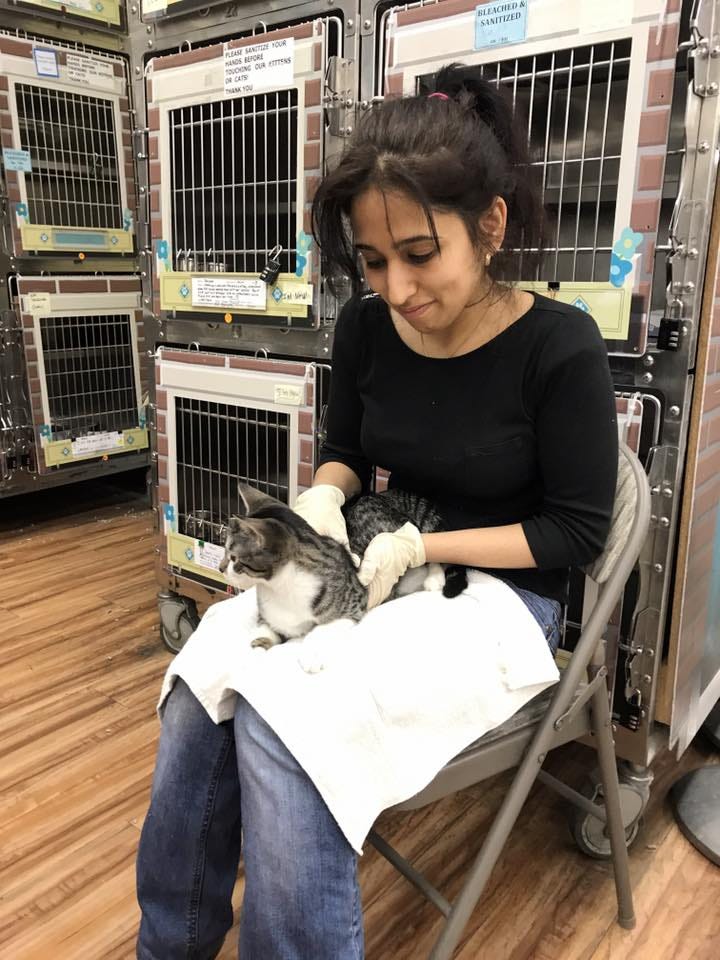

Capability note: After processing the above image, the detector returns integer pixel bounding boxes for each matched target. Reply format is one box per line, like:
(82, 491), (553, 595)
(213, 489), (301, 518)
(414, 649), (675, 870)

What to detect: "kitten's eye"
(230, 555), (237, 563)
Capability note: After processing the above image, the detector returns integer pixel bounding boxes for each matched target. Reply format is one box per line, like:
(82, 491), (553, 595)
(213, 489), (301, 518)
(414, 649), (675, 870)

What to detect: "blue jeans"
(136, 591), (561, 959)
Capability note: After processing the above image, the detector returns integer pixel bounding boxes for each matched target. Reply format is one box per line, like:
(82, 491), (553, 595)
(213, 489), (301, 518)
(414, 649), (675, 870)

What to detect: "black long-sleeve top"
(318, 291), (618, 604)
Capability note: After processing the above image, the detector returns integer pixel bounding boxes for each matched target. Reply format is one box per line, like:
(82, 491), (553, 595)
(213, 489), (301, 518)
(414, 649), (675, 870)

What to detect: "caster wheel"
(158, 593), (200, 653)
(570, 775), (646, 860)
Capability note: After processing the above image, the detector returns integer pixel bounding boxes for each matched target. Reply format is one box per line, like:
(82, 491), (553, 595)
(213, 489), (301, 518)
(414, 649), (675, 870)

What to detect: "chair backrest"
(584, 442), (646, 586)
(560, 442), (652, 689)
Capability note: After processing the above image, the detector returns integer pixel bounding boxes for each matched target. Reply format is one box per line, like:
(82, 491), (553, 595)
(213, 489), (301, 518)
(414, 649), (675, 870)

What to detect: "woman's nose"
(385, 260), (418, 306)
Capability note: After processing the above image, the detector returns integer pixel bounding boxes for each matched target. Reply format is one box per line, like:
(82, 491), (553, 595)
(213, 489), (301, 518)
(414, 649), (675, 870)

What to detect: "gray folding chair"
(368, 441), (652, 959)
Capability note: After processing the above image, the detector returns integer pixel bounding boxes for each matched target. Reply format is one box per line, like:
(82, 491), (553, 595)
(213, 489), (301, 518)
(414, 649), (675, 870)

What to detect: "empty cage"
(154, 347), (321, 592)
(374, 0), (679, 358)
(145, 14), (350, 329)
(0, 32), (136, 259)
(15, 275), (149, 475)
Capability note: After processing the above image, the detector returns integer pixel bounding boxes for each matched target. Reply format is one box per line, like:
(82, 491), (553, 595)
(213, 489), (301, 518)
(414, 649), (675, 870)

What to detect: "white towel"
(158, 571), (560, 854)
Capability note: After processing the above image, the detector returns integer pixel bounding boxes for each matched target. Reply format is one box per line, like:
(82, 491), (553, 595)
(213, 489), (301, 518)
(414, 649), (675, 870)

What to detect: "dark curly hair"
(312, 63), (548, 296)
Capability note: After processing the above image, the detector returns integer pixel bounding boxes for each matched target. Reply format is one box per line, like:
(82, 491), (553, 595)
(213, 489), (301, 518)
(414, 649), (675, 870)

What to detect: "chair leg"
(427, 755), (544, 959)
(590, 685), (636, 930)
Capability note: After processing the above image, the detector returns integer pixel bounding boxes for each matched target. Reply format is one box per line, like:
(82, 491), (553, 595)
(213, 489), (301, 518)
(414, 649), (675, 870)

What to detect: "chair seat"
(390, 682), (594, 812)
(456, 686), (557, 755)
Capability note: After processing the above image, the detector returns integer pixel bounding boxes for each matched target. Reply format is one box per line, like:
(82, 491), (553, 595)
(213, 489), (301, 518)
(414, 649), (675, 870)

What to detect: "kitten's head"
(219, 484), (295, 586)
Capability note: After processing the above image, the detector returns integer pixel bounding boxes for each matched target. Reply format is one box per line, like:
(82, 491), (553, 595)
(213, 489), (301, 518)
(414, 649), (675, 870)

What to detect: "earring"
(485, 253), (492, 266)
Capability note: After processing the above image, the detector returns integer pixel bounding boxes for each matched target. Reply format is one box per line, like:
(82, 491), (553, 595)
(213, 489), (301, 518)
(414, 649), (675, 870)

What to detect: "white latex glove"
(357, 522), (426, 609)
(293, 484), (349, 547)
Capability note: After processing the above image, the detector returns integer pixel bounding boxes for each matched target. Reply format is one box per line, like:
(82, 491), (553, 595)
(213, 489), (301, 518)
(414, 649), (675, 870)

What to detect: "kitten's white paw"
(423, 563), (446, 592)
(298, 648), (327, 674)
(298, 618), (356, 674)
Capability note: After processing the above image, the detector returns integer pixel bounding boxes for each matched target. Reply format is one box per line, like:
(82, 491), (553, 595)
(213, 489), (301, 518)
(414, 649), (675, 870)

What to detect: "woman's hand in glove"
(357, 522), (426, 609)
(293, 484), (350, 548)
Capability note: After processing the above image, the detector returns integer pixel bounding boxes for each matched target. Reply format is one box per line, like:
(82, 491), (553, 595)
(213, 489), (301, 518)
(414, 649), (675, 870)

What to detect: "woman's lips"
(399, 301), (433, 320)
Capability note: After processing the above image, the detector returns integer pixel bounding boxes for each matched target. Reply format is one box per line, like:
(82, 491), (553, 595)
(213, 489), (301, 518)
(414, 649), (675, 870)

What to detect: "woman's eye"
(364, 260), (384, 270)
(408, 252), (436, 264)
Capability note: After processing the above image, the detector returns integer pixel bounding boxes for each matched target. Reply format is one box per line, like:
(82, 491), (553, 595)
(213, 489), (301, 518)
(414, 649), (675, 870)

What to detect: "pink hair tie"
(428, 92), (450, 101)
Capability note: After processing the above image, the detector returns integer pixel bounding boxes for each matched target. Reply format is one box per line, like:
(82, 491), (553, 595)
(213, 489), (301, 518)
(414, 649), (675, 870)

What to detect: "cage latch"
(259, 245), (283, 285)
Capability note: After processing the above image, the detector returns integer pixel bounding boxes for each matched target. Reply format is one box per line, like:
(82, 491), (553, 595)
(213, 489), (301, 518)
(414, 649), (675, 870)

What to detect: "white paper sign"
(66, 53), (115, 88)
(194, 540), (225, 571)
(71, 431), (125, 455)
(274, 383), (303, 406)
(224, 38), (295, 96)
(142, 0), (168, 13)
(24, 292), (52, 315)
(191, 277), (267, 310)
(33, 48), (59, 78)
(280, 283), (313, 305)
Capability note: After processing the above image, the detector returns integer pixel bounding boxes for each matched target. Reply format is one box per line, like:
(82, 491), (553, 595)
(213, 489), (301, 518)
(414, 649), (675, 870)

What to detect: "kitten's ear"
(237, 483), (281, 516)
(227, 515), (263, 544)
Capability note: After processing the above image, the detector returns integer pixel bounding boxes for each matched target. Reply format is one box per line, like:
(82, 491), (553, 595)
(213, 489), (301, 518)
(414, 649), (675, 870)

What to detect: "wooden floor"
(1, 474), (719, 960)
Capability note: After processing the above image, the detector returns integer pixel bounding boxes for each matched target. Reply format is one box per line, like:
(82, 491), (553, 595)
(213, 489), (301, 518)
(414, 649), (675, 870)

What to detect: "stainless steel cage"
(144, 14), (350, 332)
(0, 32), (136, 259)
(154, 346), (320, 592)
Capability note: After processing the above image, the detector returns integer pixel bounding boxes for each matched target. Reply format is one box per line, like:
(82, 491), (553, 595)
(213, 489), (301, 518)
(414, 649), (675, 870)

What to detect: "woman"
(136, 64), (617, 959)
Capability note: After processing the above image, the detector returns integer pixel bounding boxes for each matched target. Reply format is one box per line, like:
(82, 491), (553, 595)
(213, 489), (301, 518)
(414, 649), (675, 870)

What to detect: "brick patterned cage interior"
(15, 83), (124, 230)
(175, 396), (291, 546)
(39, 314), (138, 439)
(170, 89), (299, 274)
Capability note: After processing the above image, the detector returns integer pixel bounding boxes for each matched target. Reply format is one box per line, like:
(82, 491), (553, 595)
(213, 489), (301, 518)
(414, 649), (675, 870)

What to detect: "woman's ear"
(479, 195), (507, 255)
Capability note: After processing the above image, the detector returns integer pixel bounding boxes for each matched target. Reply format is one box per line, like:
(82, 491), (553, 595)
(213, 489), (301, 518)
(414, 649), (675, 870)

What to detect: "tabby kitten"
(220, 483), (467, 651)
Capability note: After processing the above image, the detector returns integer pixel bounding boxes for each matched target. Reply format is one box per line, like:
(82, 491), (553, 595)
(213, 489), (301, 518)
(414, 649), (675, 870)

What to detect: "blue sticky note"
(475, 1), (528, 50)
(2, 149), (32, 172)
(33, 48), (59, 78)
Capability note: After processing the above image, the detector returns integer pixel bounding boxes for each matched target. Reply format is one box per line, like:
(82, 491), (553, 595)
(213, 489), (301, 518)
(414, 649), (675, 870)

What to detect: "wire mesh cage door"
(376, 0), (679, 357)
(147, 15), (347, 329)
(155, 347), (317, 590)
(0, 35), (135, 257)
(16, 277), (149, 473)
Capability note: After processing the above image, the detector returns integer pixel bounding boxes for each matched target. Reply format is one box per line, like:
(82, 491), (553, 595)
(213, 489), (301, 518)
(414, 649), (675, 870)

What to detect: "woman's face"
(349, 187), (505, 334)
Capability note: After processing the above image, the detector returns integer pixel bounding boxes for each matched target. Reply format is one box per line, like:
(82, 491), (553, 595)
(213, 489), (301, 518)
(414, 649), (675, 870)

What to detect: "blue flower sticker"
(295, 231), (313, 277)
(138, 411), (147, 428)
(39, 423), (51, 438)
(613, 227), (644, 261)
(297, 230), (313, 254)
(163, 504), (175, 521)
(122, 208), (133, 232)
(609, 254), (633, 288)
(157, 239), (169, 260)
(16, 202), (28, 218)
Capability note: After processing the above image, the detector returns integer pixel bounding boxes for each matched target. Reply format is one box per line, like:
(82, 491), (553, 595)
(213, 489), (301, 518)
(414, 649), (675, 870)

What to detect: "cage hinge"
(325, 57), (354, 137)
(690, 11), (720, 96)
